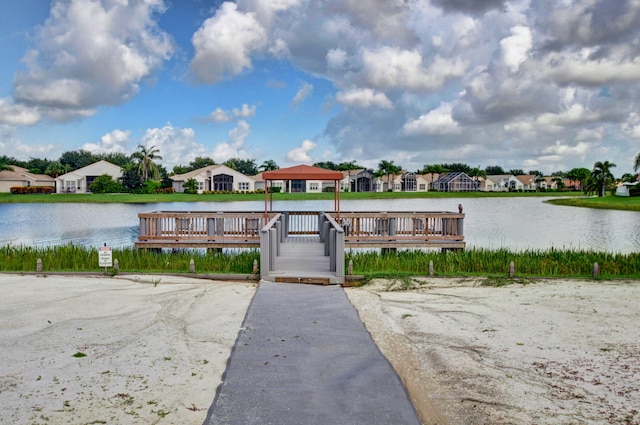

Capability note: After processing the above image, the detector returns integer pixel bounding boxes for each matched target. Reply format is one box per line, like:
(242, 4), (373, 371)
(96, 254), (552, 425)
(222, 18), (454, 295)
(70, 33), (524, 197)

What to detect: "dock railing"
(260, 213), (283, 279)
(320, 213), (345, 278)
(137, 211), (275, 248)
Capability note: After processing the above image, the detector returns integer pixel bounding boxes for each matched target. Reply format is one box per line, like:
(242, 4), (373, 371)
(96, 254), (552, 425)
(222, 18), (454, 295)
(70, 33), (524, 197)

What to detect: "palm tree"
(259, 159), (279, 172)
(44, 161), (70, 178)
(585, 161), (616, 197)
(0, 162), (13, 172)
(131, 144), (162, 182)
(377, 160), (402, 192)
(634, 152), (640, 173)
(337, 161), (360, 192)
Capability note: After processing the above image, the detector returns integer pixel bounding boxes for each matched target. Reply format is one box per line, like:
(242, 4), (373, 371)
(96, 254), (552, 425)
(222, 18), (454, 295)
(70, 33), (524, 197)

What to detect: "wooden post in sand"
(509, 261), (515, 278)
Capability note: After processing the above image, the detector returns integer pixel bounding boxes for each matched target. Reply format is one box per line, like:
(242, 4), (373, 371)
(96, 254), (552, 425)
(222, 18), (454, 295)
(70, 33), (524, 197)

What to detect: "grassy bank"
(2, 244), (638, 279)
(0, 190), (583, 204)
(546, 196), (640, 212)
(347, 248), (640, 280)
(0, 244), (259, 274)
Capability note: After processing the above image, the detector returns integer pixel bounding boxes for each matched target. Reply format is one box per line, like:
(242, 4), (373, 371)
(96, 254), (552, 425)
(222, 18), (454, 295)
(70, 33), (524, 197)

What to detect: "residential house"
(0, 165), (55, 193)
(341, 169), (374, 192)
(615, 182), (638, 197)
(481, 174), (521, 191)
(516, 175), (539, 191)
(418, 173), (439, 191)
(171, 164), (256, 194)
(55, 160), (122, 193)
(432, 172), (478, 192)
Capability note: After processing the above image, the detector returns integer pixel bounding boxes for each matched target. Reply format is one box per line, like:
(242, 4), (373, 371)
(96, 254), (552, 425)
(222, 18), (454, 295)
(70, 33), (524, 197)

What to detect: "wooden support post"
(593, 262), (599, 278)
(348, 260), (353, 275)
(190, 258), (195, 273)
(509, 261), (515, 278)
(429, 260), (434, 276)
(36, 258), (42, 273)
(113, 259), (119, 274)
(253, 259), (258, 274)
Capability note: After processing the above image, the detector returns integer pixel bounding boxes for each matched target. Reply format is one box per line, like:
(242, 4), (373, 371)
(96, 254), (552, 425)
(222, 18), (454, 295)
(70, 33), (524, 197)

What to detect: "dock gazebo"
(261, 164), (344, 220)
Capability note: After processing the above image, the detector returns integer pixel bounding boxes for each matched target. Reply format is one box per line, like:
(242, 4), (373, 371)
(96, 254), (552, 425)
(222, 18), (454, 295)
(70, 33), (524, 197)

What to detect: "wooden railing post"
(329, 228), (336, 271)
(139, 218), (147, 237)
(336, 229), (345, 277)
(260, 229), (270, 279)
(269, 228), (277, 271)
(457, 215), (464, 237)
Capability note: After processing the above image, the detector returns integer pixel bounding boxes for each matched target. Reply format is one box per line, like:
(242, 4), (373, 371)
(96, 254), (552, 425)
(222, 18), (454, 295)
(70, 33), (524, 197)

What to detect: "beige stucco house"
(0, 165), (55, 193)
(171, 164), (256, 193)
(55, 160), (123, 193)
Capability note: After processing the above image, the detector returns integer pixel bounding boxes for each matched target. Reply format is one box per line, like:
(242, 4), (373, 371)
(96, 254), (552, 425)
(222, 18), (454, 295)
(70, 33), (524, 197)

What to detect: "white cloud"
(286, 139), (317, 162)
(212, 121), (252, 162)
(0, 98), (41, 125)
(500, 25), (532, 72)
(207, 104), (256, 123)
(141, 124), (203, 170)
(335, 88), (393, 109)
(12, 0), (173, 121)
(542, 141), (590, 157)
(361, 47), (468, 91)
(326, 48), (348, 70)
(190, 2), (267, 84)
(403, 103), (461, 135)
(291, 83), (313, 107)
(82, 129), (131, 154)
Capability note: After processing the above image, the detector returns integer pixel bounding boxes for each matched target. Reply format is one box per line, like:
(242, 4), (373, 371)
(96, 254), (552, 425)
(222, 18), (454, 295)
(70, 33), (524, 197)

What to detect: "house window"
(198, 182), (204, 190)
(309, 183), (319, 191)
(238, 182), (250, 191)
(419, 184), (426, 190)
(213, 174), (233, 191)
(291, 180), (305, 192)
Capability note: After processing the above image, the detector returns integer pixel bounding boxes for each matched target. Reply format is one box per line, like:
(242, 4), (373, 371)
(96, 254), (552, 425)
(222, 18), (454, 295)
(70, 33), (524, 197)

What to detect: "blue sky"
(1, 0), (640, 175)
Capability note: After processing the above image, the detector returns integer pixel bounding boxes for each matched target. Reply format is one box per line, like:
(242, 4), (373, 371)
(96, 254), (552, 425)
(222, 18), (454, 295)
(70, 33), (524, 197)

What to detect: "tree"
(189, 156), (216, 171)
(508, 169), (525, 176)
(259, 159), (279, 172)
(527, 170), (543, 177)
(224, 158), (258, 175)
(337, 161), (361, 192)
(469, 167), (487, 181)
(99, 152), (130, 167)
(313, 161), (338, 170)
(120, 162), (143, 192)
(131, 144), (162, 182)
(552, 176), (565, 191)
(377, 160), (402, 191)
(27, 157), (51, 174)
(0, 162), (14, 172)
(90, 174), (124, 193)
(183, 178), (198, 194)
(485, 165), (505, 175)
(441, 163), (471, 173)
(44, 161), (70, 178)
(585, 161), (616, 197)
(635, 152), (640, 173)
(59, 149), (98, 170)
(566, 167), (590, 191)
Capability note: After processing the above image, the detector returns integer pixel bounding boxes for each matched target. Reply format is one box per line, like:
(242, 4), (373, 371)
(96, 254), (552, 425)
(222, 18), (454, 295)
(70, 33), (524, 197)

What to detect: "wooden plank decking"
(268, 236), (335, 285)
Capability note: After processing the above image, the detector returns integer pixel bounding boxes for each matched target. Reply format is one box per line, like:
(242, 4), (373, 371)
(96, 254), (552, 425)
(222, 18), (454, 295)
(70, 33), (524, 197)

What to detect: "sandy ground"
(2, 274), (639, 425)
(0, 274), (256, 425)
(345, 277), (640, 425)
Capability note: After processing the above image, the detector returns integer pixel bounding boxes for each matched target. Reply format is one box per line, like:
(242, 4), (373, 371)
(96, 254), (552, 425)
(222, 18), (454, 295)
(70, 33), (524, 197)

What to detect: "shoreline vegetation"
(2, 245), (639, 280)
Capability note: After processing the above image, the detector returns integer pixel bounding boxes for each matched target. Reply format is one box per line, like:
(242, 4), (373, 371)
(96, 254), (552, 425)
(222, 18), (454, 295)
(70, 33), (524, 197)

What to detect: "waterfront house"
(481, 174), (521, 191)
(171, 164), (255, 193)
(516, 175), (539, 191)
(432, 172), (478, 192)
(0, 165), (55, 193)
(55, 160), (122, 193)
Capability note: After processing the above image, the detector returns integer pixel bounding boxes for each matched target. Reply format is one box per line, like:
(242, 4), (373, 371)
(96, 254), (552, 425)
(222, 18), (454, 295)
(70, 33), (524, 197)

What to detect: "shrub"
(90, 174), (124, 193)
(10, 186), (55, 194)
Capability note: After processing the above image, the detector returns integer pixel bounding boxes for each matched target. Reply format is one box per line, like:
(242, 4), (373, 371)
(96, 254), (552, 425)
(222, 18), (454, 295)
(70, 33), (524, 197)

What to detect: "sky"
(1, 0), (640, 175)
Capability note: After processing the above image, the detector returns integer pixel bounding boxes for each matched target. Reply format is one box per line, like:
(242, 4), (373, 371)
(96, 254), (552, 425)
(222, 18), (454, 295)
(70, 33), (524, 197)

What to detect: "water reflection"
(0, 198), (638, 253)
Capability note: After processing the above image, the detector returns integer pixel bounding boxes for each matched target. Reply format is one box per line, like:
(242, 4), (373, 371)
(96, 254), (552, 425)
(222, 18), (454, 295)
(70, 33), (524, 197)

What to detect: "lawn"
(0, 190), (585, 204)
(546, 195), (640, 212)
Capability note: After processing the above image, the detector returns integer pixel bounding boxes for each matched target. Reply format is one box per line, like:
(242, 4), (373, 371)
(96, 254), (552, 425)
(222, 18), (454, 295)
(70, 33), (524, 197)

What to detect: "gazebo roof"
(262, 164), (343, 181)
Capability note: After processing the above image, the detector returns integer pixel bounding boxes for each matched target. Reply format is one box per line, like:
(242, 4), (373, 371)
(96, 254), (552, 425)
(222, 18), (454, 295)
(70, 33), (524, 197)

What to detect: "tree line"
(1, 147), (639, 197)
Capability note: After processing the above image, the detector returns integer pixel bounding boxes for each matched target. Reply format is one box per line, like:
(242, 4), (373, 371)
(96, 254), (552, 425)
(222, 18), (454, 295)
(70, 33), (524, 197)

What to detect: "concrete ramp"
(204, 281), (421, 425)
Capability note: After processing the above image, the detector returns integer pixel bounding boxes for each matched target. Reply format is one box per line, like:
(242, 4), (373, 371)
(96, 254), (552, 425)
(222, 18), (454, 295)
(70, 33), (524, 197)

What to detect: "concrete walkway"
(204, 281), (421, 425)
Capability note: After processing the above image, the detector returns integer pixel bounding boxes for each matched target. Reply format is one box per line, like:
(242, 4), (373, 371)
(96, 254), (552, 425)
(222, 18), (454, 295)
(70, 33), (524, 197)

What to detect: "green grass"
(346, 248), (640, 280)
(2, 244), (638, 279)
(0, 244), (259, 274)
(546, 195), (640, 212)
(0, 190), (585, 204)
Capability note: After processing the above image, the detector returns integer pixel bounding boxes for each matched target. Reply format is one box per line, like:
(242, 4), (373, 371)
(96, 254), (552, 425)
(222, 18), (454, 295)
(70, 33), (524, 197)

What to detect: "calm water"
(0, 198), (638, 253)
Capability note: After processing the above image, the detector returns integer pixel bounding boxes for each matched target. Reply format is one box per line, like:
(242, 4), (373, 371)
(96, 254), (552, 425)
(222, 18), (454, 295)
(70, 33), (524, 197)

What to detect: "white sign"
(99, 246), (113, 267)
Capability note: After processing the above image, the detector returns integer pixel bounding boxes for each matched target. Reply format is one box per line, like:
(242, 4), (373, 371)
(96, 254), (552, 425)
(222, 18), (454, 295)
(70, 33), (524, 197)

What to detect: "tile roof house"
(0, 165), (55, 193)
(432, 172), (478, 192)
(55, 160), (123, 193)
(171, 164), (256, 193)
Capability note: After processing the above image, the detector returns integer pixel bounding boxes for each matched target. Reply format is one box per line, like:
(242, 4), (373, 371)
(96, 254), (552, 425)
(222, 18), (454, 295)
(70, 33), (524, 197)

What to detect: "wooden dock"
(135, 210), (465, 285)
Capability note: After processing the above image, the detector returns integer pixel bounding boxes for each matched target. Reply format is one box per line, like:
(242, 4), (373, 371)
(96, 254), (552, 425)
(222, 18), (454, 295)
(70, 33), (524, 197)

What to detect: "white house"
(55, 160), (122, 193)
(171, 164), (256, 194)
(516, 175), (539, 191)
(616, 182), (637, 197)
(482, 174), (521, 191)
(0, 165), (55, 193)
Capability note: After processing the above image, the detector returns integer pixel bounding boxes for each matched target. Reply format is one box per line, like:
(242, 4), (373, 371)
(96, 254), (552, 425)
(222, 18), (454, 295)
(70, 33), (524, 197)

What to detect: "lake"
(1, 197), (638, 253)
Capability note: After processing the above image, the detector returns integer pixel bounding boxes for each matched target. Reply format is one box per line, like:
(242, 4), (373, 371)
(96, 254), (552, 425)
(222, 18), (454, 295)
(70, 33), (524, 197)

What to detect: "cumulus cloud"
(500, 25), (532, 72)
(206, 104), (256, 123)
(0, 98), (41, 125)
(291, 83), (313, 107)
(141, 124), (204, 170)
(403, 104), (461, 135)
(12, 0), (173, 121)
(286, 139), (317, 162)
(190, 2), (267, 84)
(82, 129), (131, 154)
(212, 120), (253, 162)
(335, 88), (393, 109)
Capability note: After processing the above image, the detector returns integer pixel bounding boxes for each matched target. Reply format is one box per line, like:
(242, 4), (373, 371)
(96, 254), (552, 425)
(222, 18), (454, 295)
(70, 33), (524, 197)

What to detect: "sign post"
(99, 244), (113, 274)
